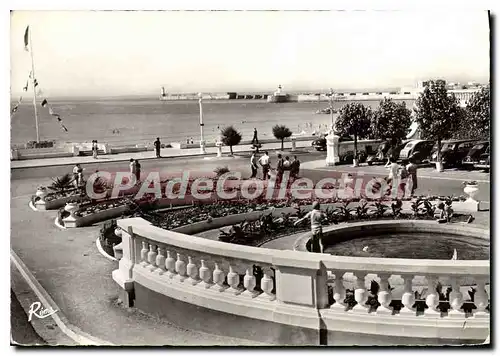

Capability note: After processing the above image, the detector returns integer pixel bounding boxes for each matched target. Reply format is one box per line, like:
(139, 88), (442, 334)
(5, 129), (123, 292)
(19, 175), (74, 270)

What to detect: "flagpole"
(28, 27), (40, 143)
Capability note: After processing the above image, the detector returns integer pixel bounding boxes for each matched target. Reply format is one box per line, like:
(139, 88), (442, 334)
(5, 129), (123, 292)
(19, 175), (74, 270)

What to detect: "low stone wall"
(63, 205), (130, 228)
(112, 217), (490, 345)
(35, 194), (84, 210)
(171, 136), (316, 150)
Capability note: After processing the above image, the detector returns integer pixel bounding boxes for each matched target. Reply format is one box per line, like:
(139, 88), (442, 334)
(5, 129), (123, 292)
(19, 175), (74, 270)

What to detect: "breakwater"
(160, 92), (417, 102)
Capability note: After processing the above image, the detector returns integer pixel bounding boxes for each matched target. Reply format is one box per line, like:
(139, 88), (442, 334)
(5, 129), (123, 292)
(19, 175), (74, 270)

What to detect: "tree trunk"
(354, 134), (358, 159)
(437, 138), (441, 163)
(230, 145), (233, 155)
(281, 139), (284, 150)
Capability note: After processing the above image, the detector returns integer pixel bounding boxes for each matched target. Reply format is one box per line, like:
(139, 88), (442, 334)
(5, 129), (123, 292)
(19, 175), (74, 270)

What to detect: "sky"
(10, 10), (490, 97)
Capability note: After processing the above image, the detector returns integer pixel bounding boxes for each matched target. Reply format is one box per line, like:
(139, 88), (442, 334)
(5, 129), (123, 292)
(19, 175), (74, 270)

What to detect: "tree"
(335, 103), (372, 163)
(371, 98), (412, 145)
(220, 126), (242, 155)
(272, 125), (292, 150)
(414, 80), (463, 165)
(465, 85), (490, 140)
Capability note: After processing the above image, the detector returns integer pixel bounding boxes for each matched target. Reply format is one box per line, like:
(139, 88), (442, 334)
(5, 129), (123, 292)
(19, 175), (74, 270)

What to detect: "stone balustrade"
(112, 217), (489, 345)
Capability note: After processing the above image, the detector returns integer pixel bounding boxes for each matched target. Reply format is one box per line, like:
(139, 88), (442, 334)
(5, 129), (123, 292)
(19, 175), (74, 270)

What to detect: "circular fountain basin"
(294, 220), (489, 289)
(295, 220), (489, 260)
(324, 231), (489, 260)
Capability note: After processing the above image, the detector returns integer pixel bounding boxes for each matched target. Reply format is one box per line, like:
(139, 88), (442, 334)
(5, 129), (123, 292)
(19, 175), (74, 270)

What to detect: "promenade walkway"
(301, 159), (491, 183)
(11, 140), (312, 169)
(10, 178), (267, 345)
(10, 147), (491, 345)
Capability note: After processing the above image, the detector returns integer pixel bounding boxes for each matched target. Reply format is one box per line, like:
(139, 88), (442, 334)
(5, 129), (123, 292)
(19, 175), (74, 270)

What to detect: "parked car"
(462, 141), (489, 168)
(429, 139), (478, 168)
(398, 140), (434, 163)
(366, 140), (408, 166)
(474, 146), (490, 171)
(311, 135), (352, 151)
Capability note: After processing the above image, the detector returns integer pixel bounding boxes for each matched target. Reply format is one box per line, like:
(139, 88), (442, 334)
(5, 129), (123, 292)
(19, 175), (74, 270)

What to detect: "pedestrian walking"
(386, 157), (399, 185)
(92, 140), (98, 159)
(276, 154), (284, 184)
(259, 151), (271, 180)
(251, 128), (259, 145)
(73, 164), (81, 187)
(250, 152), (258, 178)
(154, 137), (161, 158)
(294, 201), (327, 253)
(135, 159), (141, 182)
(283, 156), (291, 170)
(129, 158), (136, 177)
(399, 160), (409, 197)
(290, 155), (301, 178)
(406, 157), (418, 196)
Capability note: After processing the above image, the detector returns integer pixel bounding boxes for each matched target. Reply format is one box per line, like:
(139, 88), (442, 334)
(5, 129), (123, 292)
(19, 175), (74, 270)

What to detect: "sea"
(10, 98), (415, 148)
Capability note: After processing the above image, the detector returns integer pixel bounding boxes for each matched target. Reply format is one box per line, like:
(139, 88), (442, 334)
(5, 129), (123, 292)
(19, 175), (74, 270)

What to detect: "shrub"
(49, 173), (74, 193)
(220, 126), (242, 155)
(272, 125), (293, 150)
(214, 166), (230, 178)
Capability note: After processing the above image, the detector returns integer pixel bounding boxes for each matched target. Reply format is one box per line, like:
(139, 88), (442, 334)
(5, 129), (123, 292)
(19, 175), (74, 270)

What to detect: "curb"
(28, 201), (39, 212)
(11, 144), (313, 170)
(95, 237), (118, 262)
(54, 216), (67, 230)
(10, 250), (113, 346)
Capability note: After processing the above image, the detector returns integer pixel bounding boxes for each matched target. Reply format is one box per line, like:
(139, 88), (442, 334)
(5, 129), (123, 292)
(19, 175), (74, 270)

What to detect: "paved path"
(10, 152), (491, 345)
(10, 289), (47, 346)
(10, 179), (267, 345)
(11, 140), (312, 169)
(301, 159), (490, 183)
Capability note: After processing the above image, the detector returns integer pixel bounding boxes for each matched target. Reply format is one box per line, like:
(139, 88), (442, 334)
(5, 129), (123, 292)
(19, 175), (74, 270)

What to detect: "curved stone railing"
(112, 217), (489, 345)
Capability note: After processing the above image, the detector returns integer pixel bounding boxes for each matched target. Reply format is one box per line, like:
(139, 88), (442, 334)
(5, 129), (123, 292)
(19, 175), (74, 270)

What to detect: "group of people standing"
(250, 151), (301, 182)
(386, 157), (418, 197)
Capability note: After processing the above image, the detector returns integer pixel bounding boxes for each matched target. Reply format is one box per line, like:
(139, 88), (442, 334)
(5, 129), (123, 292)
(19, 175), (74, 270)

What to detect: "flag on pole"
(23, 81), (28, 92)
(24, 26), (29, 51)
(41, 99), (48, 107)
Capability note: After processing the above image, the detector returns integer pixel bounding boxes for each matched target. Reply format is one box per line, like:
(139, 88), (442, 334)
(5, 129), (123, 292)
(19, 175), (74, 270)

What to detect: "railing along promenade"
(113, 217), (489, 345)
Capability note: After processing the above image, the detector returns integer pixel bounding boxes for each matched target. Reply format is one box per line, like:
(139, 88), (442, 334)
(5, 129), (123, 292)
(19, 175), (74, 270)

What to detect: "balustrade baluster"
(174, 253), (187, 282)
(331, 271), (346, 311)
(165, 250), (176, 278)
(399, 275), (416, 315)
(258, 269), (275, 301)
(473, 279), (489, 318)
(448, 277), (464, 318)
(147, 244), (158, 272)
(140, 241), (149, 267)
(212, 263), (226, 292)
(198, 260), (212, 288)
(186, 257), (199, 285)
(227, 265), (242, 294)
(155, 247), (166, 275)
(424, 276), (441, 317)
(376, 274), (393, 315)
(242, 268), (259, 298)
(351, 272), (369, 313)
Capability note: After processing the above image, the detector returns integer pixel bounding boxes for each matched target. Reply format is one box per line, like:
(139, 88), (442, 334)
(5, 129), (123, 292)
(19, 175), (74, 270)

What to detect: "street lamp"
(325, 88), (340, 166)
(198, 92), (206, 154)
(329, 88), (335, 129)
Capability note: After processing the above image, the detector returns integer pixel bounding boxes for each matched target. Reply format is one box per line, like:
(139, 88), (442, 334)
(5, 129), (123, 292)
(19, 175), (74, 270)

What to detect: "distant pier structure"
(158, 81), (484, 103)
